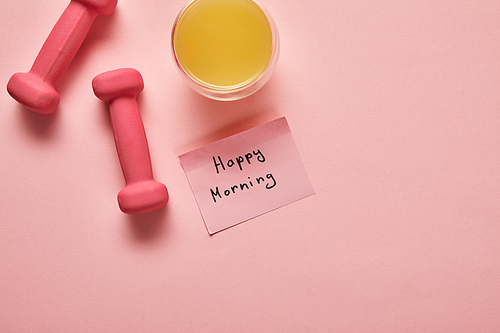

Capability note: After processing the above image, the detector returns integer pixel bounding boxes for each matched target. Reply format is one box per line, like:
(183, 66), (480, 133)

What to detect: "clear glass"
(171, 0), (280, 101)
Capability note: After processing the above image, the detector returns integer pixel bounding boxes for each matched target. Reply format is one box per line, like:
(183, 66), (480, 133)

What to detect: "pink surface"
(1, 0), (499, 332)
(180, 117), (315, 234)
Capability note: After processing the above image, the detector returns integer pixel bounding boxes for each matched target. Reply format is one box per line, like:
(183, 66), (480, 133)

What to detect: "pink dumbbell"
(92, 68), (169, 214)
(7, 0), (117, 114)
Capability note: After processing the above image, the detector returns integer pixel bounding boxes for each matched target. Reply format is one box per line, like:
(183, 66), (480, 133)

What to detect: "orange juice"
(172, 0), (279, 99)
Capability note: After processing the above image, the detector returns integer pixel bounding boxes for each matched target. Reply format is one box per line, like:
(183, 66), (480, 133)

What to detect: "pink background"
(1, 0), (499, 332)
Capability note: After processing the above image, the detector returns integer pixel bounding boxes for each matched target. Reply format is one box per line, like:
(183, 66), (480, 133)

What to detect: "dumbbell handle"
(32, 2), (97, 86)
(109, 97), (155, 184)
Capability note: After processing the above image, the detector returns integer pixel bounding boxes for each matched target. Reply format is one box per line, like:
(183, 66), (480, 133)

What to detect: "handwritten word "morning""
(210, 173), (276, 203)
(213, 149), (265, 174)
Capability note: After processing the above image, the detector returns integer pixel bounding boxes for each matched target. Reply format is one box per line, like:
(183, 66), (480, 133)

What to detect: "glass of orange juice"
(171, 0), (279, 101)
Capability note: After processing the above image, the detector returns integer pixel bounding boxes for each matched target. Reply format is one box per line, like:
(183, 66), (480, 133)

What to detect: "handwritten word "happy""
(212, 149), (265, 174)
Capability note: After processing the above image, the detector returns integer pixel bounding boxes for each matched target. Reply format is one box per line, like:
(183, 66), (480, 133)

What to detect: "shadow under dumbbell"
(127, 204), (169, 243)
(17, 102), (61, 140)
